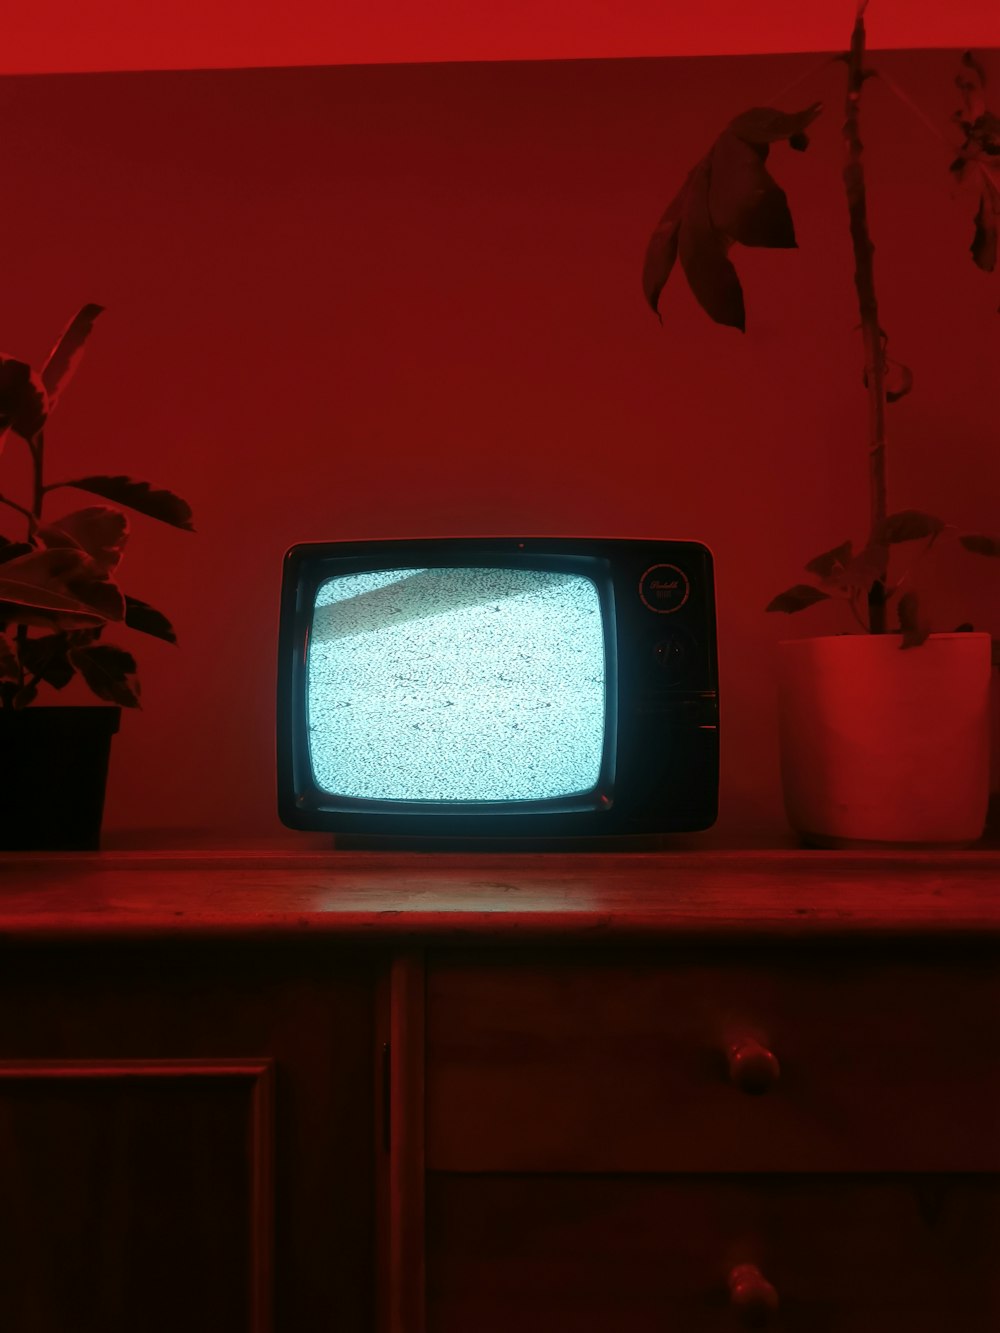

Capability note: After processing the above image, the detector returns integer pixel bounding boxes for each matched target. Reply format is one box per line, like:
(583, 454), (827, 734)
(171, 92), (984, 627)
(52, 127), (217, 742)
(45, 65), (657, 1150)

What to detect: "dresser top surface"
(1, 850), (999, 942)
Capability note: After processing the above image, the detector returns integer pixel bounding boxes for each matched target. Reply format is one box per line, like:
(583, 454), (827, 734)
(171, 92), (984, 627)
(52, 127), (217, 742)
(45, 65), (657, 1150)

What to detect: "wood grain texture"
(0, 942), (375, 1333)
(1, 850), (1000, 940)
(426, 947), (1000, 1172)
(387, 953), (426, 1333)
(0, 1059), (272, 1333)
(426, 1174), (1000, 1332)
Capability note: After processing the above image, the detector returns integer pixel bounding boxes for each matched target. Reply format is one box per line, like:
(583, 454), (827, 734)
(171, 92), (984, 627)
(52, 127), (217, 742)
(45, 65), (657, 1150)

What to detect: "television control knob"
(652, 634), (686, 671)
(727, 1038), (780, 1095)
(728, 1264), (779, 1326)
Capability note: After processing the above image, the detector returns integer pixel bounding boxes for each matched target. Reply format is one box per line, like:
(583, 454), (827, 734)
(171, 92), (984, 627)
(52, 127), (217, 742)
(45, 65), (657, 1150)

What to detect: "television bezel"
(276, 536), (718, 840)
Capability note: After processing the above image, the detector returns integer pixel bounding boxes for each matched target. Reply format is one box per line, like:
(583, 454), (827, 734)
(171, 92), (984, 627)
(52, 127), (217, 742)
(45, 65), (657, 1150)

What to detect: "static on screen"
(306, 567), (607, 802)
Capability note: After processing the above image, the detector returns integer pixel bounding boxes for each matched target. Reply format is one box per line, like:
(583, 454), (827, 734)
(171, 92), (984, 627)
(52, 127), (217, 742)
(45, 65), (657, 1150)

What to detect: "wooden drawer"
(425, 947), (1000, 1171)
(426, 1174), (1000, 1332)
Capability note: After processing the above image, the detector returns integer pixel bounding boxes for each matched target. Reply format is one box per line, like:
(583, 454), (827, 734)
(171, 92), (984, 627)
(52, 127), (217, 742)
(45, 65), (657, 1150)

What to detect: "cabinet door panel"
(427, 1174), (1000, 1332)
(427, 947), (1000, 1171)
(0, 943), (375, 1333)
(0, 1061), (270, 1333)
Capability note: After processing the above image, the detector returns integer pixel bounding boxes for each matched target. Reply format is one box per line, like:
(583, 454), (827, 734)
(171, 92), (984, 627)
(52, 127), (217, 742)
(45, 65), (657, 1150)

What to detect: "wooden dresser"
(0, 851), (997, 1332)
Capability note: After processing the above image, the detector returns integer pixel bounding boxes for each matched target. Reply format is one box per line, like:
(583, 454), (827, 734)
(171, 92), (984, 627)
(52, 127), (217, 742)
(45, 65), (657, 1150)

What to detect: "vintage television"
(277, 537), (718, 843)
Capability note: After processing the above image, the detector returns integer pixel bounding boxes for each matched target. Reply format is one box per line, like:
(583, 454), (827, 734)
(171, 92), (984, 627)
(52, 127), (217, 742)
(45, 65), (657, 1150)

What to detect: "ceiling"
(3, 0), (998, 76)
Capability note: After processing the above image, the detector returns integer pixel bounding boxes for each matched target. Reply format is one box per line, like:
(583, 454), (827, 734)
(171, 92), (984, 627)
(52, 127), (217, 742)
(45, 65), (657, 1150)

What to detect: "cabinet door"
(0, 941), (376, 1333)
(427, 1174), (1000, 1332)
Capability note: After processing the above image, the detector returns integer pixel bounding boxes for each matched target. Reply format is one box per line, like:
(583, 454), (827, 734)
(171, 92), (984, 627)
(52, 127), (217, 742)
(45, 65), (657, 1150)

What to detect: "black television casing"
(277, 537), (718, 840)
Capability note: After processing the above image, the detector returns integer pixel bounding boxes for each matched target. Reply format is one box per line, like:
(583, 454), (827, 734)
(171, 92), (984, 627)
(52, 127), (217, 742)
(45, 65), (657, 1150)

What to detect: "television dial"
(651, 625), (696, 681)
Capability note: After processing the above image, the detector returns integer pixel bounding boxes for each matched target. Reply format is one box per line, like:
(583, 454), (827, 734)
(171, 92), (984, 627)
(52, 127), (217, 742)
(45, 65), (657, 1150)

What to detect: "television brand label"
(638, 563), (690, 614)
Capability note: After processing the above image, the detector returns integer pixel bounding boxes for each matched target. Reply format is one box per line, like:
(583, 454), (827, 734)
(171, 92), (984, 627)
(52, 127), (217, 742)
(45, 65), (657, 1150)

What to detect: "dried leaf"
(124, 595), (177, 644)
(644, 104), (817, 327)
(40, 304), (105, 413)
(37, 506), (129, 576)
(68, 642), (140, 708)
(898, 591), (931, 649)
(885, 360), (914, 403)
(950, 52), (1000, 284)
(727, 103), (823, 147)
(642, 167), (693, 318)
(679, 157), (746, 330)
(805, 539), (853, 580)
(955, 51), (988, 129)
(0, 356), (48, 442)
(875, 511), (945, 544)
(960, 533), (1000, 557)
(765, 584), (832, 613)
(971, 189), (998, 272)
(49, 476), (195, 531)
(708, 131), (797, 249)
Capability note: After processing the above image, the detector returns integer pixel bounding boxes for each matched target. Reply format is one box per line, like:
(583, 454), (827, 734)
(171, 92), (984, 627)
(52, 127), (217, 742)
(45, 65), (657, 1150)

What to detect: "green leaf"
(68, 642), (141, 707)
(37, 506), (129, 576)
(805, 539), (853, 580)
(20, 633), (76, 689)
(0, 548), (124, 628)
(874, 511), (945, 544)
(898, 591), (931, 649)
(708, 131), (797, 249)
(0, 536), (33, 565)
(765, 584), (832, 613)
(727, 103), (823, 147)
(822, 542), (889, 594)
(960, 533), (1000, 557)
(12, 681), (38, 709)
(40, 304), (105, 412)
(48, 476), (195, 531)
(0, 356), (48, 443)
(679, 157), (746, 330)
(0, 633), (18, 681)
(124, 595), (177, 644)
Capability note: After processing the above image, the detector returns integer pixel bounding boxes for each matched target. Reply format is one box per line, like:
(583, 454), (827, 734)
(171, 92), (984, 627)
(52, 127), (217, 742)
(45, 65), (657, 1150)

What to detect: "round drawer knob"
(728, 1263), (779, 1326)
(727, 1038), (780, 1095)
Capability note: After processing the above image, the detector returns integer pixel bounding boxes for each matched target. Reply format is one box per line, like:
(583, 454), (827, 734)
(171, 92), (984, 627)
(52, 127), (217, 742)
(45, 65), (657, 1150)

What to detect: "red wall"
(1, 51), (997, 846)
(6, 0), (1000, 72)
(7, 0), (1000, 73)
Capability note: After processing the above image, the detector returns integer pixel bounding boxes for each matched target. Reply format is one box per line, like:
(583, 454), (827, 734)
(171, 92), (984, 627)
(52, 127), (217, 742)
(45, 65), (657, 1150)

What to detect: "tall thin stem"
(842, 1), (889, 633)
(30, 430), (45, 522)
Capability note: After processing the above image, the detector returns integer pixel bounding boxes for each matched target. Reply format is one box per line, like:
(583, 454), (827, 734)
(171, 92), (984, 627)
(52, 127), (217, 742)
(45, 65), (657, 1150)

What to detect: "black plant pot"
(0, 706), (121, 850)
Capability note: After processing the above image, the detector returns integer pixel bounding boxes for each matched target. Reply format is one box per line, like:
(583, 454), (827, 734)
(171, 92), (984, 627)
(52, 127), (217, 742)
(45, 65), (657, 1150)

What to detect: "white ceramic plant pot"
(776, 633), (993, 845)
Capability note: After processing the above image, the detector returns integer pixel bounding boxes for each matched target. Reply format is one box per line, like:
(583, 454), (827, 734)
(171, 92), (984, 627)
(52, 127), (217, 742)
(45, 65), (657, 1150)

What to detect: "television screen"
(277, 538), (718, 842)
(307, 567), (607, 804)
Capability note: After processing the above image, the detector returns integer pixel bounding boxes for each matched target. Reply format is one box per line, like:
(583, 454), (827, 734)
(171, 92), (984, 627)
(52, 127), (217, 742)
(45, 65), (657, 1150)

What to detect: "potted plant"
(643, 1), (1000, 844)
(0, 305), (194, 849)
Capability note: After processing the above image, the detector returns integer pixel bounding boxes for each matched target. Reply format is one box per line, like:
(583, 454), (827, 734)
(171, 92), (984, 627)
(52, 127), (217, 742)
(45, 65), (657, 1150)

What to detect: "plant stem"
(31, 431), (45, 521)
(0, 493), (34, 525)
(842, 1), (889, 633)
